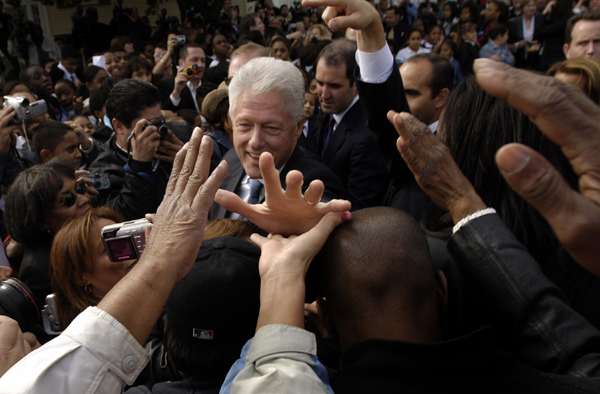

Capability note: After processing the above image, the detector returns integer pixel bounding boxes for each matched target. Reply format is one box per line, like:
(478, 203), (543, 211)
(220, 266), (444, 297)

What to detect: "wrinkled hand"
(0, 106), (20, 156)
(387, 110), (486, 223)
(251, 212), (349, 328)
(475, 58), (600, 276)
(214, 152), (351, 236)
(131, 119), (160, 162)
(155, 130), (184, 163)
(0, 317), (39, 378)
(143, 128), (228, 281)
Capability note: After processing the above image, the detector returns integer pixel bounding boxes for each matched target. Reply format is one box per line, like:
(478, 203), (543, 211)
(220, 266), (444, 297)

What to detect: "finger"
(249, 232), (268, 249)
(285, 170), (304, 200)
(165, 141), (189, 198)
(22, 332), (37, 350)
(86, 188), (99, 197)
(160, 139), (178, 150)
(145, 213), (156, 223)
(389, 111), (436, 160)
(304, 179), (324, 205)
(496, 143), (600, 275)
(191, 145), (229, 212)
(319, 198), (352, 213)
(75, 169), (90, 177)
(328, 12), (368, 31)
(297, 212), (351, 267)
(259, 152), (284, 197)
(175, 129), (205, 201)
(154, 153), (174, 162)
(214, 188), (255, 218)
(474, 59), (600, 163)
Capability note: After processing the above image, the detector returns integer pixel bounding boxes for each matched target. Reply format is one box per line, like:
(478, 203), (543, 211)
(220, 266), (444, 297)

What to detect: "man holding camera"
(158, 43), (205, 114)
(88, 79), (183, 221)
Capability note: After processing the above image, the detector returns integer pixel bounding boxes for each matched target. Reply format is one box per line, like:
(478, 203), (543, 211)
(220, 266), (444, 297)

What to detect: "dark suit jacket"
(157, 75), (199, 113)
(316, 100), (388, 210)
(297, 108), (322, 154)
(355, 64), (431, 221)
(509, 14), (543, 69)
(211, 144), (347, 220)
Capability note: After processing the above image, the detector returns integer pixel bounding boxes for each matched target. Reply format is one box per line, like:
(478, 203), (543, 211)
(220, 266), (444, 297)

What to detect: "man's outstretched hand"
(474, 58), (600, 277)
(214, 152), (351, 236)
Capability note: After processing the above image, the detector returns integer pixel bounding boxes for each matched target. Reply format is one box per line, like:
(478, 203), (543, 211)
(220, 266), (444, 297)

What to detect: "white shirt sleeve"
(356, 44), (395, 83)
(0, 307), (149, 394)
(169, 94), (181, 107)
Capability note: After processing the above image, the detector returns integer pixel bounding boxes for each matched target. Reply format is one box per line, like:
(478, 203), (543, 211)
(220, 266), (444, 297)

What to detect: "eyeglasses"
(153, 51), (167, 58)
(49, 182), (87, 210)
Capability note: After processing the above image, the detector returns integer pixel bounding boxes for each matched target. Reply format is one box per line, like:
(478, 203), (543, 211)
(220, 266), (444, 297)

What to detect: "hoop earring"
(85, 284), (92, 294)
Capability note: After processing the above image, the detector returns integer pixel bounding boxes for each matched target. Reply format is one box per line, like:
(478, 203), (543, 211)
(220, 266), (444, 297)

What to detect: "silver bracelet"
(452, 208), (497, 234)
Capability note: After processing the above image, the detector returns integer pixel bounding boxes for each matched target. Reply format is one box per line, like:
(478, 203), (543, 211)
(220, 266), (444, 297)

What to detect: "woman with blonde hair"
(304, 24), (333, 47)
(547, 57), (600, 104)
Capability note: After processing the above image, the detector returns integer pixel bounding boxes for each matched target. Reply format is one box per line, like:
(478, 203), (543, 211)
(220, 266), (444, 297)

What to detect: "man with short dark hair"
(564, 10), (600, 60)
(32, 121), (81, 169)
(51, 45), (81, 83)
(385, 6), (410, 47)
(239, 12), (265, 42)
(314, 39), (388, 209)
(158, 43), (206, 113)
(88, 79), (179, 220)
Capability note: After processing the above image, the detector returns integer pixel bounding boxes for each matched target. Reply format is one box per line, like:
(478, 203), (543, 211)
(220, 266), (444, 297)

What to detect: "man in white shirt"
(157, 43), (205, 113)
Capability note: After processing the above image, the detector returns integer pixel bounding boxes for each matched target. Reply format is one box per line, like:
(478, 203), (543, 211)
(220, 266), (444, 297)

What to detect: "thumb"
(301, 211), (350, 252)
(496, 143), (576, 225)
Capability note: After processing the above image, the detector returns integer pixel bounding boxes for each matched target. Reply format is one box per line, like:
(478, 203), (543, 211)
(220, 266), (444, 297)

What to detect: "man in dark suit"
(315, 39), (388, 210)
(210, 57), (347, 220)
(157, 43), (205, 113)
(385, 6), (410, 48)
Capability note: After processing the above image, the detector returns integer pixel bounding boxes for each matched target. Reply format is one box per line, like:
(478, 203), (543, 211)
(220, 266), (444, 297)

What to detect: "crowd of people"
(0, 0), (600, 392)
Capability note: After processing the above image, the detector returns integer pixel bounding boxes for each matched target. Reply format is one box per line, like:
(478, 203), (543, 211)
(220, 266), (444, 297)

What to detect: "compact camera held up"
(183, 64), (200, 79)
(143, 118), (170, 140)
(101, 218), (152, 262)
(3, 96), (47, 125)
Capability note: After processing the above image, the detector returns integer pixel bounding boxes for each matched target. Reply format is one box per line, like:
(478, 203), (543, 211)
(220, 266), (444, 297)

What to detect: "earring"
(85, 284), (92, 294)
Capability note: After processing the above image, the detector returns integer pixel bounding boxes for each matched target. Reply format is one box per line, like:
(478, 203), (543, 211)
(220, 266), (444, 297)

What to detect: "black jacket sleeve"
(448, 213), (600, 379)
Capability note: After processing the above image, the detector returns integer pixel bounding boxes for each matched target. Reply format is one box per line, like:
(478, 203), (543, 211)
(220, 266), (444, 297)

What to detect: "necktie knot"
(247, 179), (263, 205)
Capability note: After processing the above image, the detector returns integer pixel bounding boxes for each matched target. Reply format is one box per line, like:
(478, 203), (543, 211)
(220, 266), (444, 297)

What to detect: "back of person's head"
(565, 10), (600, 44)
(2, 80), (30, 96)
(241, 12), (259, 35)
(433, 76), (577, 283)
(229, 57), (304, 123)
(81, 65), (105, 85)
(60, 45), (80, 60)
(202, 88), (229, 129)
(5, 158), (75, 244)
(230, 42), (269, 63)
(406, 53), (455, 98)
(299, 39), (332, 69)
(32, 120), (73, 157)
(204, 61), (229, 86)
(107, 45), (125, 54)
(315, 207), (436, 330)
(547, 57), (600, 104)
(488, 24), (509, 41)
(316, 38), (358, 86)
(244, 30), (265, 45)
(110, 35), (131, 49)
(50, 206), (123, 327)
(165, 236), (261, 383)
(106, 79), (161, 129)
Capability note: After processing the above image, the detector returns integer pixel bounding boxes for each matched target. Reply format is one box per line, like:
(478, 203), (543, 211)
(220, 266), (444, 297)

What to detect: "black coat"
(157, 75), (199, 113)
(316, 100), (389, 210)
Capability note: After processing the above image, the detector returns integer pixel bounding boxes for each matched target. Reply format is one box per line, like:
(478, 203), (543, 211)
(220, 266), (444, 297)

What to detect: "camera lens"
(0, 278), (40, 332)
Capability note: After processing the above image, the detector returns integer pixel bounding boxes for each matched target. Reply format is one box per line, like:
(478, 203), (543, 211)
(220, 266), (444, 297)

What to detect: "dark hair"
(444, 2), (459, 21)
(270, 36), (292, 56)
(88, 88), (105, 117)
(388, 5), (402, 16)
(407, 27), (425, 40)
(2, 80), (29, 95)
(60, 45), (81, 60)
(299, 39), (332, 70)
(441, 38), (457, 54)
(461, 2), (480, 23)
(81, 65), (104, 84)
(204, 62), (229, 86)
(110, 35), (132, 48)
(489, 0), (509, 25)
(316, 39), (357, 86)
(179, 43), (204, 62)
(5, 159), (75, 244)
(406, 53), (455, 98)
(241, 12), (259, 35)
(55, 78), (76, 92)
(565, 10), (600, 44)
(488, 24), (509, 40)
(33, 121), (73, 158)
(125, 56), (153, 78)
(548, 0), (572, 21)
(107, 46), (125, 53)
(244, 30), (265, 45)
(105, 79), (161, 129)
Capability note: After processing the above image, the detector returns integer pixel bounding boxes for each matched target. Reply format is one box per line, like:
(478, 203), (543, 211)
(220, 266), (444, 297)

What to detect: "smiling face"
(103, 52), (121, 76)
(179, 47), (206, 82)
(232, 91), (303, 179)
(84, 218), (137, 298)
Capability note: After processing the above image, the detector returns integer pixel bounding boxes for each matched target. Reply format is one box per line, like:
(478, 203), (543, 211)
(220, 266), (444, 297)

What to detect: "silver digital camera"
(42, 293), (63, 335)
(101, 218), (152, 262)
(3, 95), (47, 125)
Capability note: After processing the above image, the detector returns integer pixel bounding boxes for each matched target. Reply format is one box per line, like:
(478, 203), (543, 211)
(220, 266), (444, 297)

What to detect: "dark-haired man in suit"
(158, 43), (205, 113)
